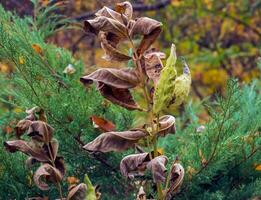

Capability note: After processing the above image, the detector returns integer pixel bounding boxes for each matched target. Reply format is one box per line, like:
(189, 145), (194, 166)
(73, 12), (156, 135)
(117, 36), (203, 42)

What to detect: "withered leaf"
(95, 6), (125, 24)
(120, 153), (150, 179)
(15, 119), (33, 138)
(80, 68), (140, 110)
(157, 115), (176, 136)
(98, 83), (139, 110)
(83, 129), (147, 152)
(25, 113), (37, 121)
(26, 156), (39, 168)
(90, 115), (116, 132)
(84, 16), (127, 38)
(33, 163), (63, 190)
(99, 32), (131, 62)
(115, 1), (133, 21)
(67, 183), (87, 200)
(45, 139), (59, 161)
(130, 17), (162, 55)
(26, 106), (40, 118)
(28, 121), (54, 143)
(147, 115), (176, 136)
(26, 107), (47, 122)
(136, 186), (146, 200)
(4, 140), (50, 162)
(81, 68), (139, 88)
(166, 163), (184, 199)
(54, 156), (66, 177)
(146, 155), (168, 183)
(67, 176), (80, 185)
(144, 49), (165, 85)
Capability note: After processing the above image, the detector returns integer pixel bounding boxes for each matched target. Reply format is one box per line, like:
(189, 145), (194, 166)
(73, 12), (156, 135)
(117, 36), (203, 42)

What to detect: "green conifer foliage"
(0, 5), (132, 199)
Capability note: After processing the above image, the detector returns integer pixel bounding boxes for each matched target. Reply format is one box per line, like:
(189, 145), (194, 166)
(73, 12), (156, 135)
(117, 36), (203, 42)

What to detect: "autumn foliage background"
(0, 0), (260, 199)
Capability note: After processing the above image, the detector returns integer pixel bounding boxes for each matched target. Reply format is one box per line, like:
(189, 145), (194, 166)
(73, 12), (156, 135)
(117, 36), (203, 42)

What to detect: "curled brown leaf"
(120, 153), (168, 183)
(130, 17), (162, 55)
(166, 163), (185, 199)
(157, 115), (176, 136)
(95, 6), (126, 24)
(83, 130), (147, 152)
(44, 139), (59, 161)
(80, 68), (141, 110)
(144, 49), (165, 85)
(25, 156), (39, 168)
(27, 121), (54, 143)
(99, 32), (131, 62)
(136, 186), (146, 200)
(84, 16), (127, 38)
(146, 155), (168, 183)
(4, 140), (50, 162)
(67, 183), (87, 200)
(15, 119), (33, 138)
(54, 156), (66, 177)
(115, 1), (133, 21)
(33, 163), (63, 190)
(120, 153), (150, 179)
(80, 68), (139, 88)
(90, 115), (116, 132)
(97, 83), (139, 110)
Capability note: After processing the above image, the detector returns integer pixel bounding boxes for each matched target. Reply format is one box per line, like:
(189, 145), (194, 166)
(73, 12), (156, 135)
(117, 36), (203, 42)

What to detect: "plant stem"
(127, 31), (164, 200)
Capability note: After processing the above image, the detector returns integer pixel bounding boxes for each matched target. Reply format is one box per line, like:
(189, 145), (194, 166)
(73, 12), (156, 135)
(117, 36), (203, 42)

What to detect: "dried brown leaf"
(54, 156), (66, 177)
(96, 6), (125, 23)
(67, 183), (87, 200)
(28, 121), (54, 143)
(4, 140), (50, 162)
(33, 163), (63, 190)
(26, 156), (39, 168)
(158, 115), (176, 136)
(15, 119), (33, 138)
(115, 1), (133, 21)
(84, 16), (127, 38)
(144, 49), (165, 85)
(130, 17), (162, 55)
(166, 163), (184, 199)
(83, 130), (147, 152)
(80, 68), (140, 110)
(98, 83), (139, 110)
(67, 176), (80, 185)
(146, 155), (168, 183)
(120, 153), (150, 179)
(80, 68), (139, 88)
(90, 115), (116, 132)
(99, 32), (131, 62)
(47, 139), (59, 160)
(136, 186), (146, 200)
(26, 106), (41, 115)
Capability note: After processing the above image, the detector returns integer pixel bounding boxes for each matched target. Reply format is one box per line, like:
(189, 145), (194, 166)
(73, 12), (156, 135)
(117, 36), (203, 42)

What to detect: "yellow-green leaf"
(84, 174), (96, 200)
(153, 44), (177, 114)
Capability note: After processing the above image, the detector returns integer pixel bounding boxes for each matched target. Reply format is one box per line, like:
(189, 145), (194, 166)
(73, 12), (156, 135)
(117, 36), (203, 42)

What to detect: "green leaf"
(84, 174), (96, 200)
(153, 44), (178, 114)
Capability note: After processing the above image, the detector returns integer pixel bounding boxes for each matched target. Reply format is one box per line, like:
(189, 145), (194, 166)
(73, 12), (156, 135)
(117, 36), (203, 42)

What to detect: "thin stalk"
(127, 30), (163, 199)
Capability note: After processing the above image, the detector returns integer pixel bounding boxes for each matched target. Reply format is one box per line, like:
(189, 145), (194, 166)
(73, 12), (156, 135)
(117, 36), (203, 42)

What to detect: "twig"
(70, 33), (87, 54)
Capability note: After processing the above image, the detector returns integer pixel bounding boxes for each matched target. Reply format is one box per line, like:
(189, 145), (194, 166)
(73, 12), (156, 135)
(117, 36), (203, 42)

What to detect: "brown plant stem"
(126, 26), (164, 199)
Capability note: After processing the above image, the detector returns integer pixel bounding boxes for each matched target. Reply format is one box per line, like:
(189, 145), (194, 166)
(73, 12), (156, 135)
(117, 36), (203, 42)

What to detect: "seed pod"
(153, 44), (177, 114)
(167, 60), (191, 110)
